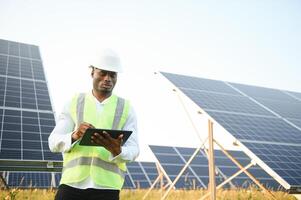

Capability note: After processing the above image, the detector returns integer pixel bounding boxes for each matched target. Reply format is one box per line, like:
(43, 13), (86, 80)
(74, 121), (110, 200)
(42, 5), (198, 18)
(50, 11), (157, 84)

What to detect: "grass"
(0, 188), (297, 200)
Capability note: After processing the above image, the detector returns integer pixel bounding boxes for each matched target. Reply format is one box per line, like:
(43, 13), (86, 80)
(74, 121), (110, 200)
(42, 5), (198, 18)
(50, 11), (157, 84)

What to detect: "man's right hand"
(71, 122), (94, 143)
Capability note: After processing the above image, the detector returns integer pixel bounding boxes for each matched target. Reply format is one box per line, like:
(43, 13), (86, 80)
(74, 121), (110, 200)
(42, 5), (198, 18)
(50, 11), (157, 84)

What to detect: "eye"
(99, 71), (107, 76)
(109, 72), (117, 78)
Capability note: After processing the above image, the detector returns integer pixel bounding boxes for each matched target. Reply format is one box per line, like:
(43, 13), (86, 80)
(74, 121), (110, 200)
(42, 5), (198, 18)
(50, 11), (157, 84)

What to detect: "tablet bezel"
(79, 128), (132, 146)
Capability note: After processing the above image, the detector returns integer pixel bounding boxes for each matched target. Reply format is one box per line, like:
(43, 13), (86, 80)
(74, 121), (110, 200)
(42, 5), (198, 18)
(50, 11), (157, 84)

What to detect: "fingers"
(91, 131), (110, 146)
(91, 131), (123, 156)
(72, 122), (94, 141)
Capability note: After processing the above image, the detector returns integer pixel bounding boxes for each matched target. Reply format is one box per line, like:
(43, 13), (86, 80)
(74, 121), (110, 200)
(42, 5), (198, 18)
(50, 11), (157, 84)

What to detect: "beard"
(93, 81), (114, 95)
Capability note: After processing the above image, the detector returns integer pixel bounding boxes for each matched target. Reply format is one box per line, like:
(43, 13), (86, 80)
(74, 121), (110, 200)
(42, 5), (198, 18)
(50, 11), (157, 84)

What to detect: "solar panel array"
(0, 39), (160, 190)
(160, 72), (301, 191)
(149, 145), (281, 190)
(0, 39), (60, 162)
(2, 161), (158, 189)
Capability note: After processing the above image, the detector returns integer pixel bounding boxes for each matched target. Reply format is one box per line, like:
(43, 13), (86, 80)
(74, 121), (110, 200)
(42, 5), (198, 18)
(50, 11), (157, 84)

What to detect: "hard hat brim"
(89, 65), (123, 73)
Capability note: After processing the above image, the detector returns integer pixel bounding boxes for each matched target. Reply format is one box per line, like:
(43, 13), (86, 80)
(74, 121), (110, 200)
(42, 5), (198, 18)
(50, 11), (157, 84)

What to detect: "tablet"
(79, 128), (132, 146)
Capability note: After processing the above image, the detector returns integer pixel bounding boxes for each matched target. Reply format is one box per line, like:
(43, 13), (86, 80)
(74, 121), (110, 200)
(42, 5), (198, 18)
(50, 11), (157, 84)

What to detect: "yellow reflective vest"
(60, 93), (130, 189)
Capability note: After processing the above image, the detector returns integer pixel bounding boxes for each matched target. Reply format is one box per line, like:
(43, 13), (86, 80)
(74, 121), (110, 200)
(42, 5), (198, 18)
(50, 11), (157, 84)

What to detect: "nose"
(103, 74), (112, 82)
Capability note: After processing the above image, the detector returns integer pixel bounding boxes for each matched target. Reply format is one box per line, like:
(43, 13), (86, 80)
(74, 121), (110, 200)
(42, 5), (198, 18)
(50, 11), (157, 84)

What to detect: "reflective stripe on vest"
(62, 156), (125, 179)
(60, 93), (130, 189)
(76, 93), (125, 129)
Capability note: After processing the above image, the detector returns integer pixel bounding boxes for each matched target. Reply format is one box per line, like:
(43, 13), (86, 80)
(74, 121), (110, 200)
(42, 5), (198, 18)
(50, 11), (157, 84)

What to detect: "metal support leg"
(214, 139), (277, 200)
(0, 173), (9, 189)
(208, 120), (216, 200)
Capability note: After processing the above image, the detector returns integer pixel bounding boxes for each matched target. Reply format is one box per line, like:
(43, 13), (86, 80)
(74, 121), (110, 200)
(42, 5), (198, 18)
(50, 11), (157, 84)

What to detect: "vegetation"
(0, 188), (297, 200)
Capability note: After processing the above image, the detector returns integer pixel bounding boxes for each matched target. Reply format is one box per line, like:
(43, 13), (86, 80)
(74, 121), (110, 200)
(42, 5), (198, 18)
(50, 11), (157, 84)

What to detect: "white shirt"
(48, 92), (139, 189)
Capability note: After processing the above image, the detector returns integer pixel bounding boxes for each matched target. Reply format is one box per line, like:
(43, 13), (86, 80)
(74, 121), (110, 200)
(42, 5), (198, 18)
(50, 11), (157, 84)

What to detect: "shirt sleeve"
(109, 106), (140, 163)
(48, 100), (76, 153)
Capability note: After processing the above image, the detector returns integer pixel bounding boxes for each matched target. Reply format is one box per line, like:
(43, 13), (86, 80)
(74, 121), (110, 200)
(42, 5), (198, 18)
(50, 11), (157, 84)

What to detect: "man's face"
(91, 68), (117, 94)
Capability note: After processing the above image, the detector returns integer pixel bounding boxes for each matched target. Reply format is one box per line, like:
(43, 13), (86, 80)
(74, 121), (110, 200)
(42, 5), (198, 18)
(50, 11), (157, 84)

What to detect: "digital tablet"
(79, 128), (132, 146)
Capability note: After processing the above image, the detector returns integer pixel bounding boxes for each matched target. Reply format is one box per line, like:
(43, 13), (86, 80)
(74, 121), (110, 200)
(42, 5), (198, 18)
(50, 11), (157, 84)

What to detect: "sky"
(1, 0), (301, 161)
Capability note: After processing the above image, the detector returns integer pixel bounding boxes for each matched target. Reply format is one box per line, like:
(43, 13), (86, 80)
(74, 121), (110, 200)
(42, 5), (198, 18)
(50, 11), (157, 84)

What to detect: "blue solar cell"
(253, 98), (301, 120)
(23, 117), (39, 125)
(23, 132), (41, 141)
(4, 115), (21, 124)
(44, 151), (62, 161)
(40, 119), (55, 126)
(189, 166), (209, 176)
(2, 131), (20, 140)
(5, 97), (21, 108)
(288, 119), (301, 129)
(161, 164), (191, 176)
(8, 42), (19, 56)
(157, 154), (185, 164)
(123, 175), (135, 188)
(22, 99), (37, 110)
(23, 141), (42, 150)
(142, 166), (157, 174)
(0, 55), (8, 74)
(39, 112), (55, 120)
(182, 155), (208, 165)
(8, 172), (52, 188)
(207, 111), (301, 144)
(29, 45), (41, 60)
(23, 150), (43, 160)
(5, 91), (20, 98)
(40, 125), (53, 133)
(161, 72), (239, 95)
(229, 83), (298, 102)
(288, 91), (301, 101)
(0, 149), (21, 159)
(4, 109), (20, 116)
(20, 43), (30, 58)
(150, 145), (177, 154)
(181, 89), (274, 116)
(2, 139), (21, 149)
(7, 57), (20, 77)
(127, 166), (144, 174)
(32, 61), (45, 80)
(23, 124), (40, 132)
(0, 39), (9, 54)
(130, 174), (148, 180)
(3, 122), (21, 131)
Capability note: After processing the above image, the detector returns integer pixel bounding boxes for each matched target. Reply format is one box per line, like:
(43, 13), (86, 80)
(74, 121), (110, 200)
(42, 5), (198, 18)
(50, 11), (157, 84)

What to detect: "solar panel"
(125, 161), (159, 189)
(6, 172), (54, 188)
(2, 161), (158, 189)
(0, 39), (60, 162)
(149, 145), (281, 190)
(231, 83), (301, 120)
(160, 72), (301, 191)
(0, 38), (62, 190)
(287, 119), (301, 129)
(287, 91), (301, 101)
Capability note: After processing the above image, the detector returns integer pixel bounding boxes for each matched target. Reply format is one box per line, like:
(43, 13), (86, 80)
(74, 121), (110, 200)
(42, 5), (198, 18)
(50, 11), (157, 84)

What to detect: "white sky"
(1, 0), (301, 161)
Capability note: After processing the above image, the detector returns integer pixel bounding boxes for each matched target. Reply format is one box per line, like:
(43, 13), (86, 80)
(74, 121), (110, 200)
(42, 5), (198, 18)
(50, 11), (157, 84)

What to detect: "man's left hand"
(91, 131), (123, 157)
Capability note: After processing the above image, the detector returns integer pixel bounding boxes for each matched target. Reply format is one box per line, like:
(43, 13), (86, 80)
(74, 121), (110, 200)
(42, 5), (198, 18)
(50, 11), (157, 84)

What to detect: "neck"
(92, 89), (112, 102)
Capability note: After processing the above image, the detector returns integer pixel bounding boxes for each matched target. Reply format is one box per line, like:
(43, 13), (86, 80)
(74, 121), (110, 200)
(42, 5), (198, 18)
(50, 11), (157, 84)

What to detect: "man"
(49, 49), (139, 200)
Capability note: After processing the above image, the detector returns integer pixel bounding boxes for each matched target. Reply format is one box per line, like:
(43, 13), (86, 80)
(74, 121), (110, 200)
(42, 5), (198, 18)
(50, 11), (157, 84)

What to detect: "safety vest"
(60, 93), (130, 189)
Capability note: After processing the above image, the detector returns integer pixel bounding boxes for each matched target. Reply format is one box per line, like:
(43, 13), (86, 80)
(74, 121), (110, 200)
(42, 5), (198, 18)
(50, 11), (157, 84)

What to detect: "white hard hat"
(89, 49), (123, 73)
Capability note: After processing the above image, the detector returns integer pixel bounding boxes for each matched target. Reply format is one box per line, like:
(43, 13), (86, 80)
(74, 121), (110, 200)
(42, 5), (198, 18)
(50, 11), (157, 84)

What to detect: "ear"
(91, 67), (94, 77)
